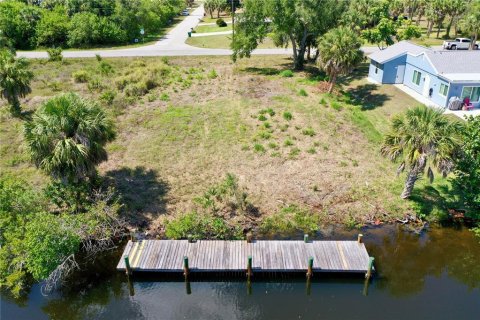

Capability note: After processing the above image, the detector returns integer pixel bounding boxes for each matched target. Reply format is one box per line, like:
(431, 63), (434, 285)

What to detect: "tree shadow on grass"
(345, 84), (391, 110)
(104, 166), (169, 226)
(409, 184), (452, 219)
(337, 63), (370, 85)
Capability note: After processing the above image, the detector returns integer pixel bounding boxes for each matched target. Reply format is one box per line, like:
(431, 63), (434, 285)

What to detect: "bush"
(72, 70), (90, 83)
(216, 18), (227, 27)
(283, 111), (293, 121)
(46, 47), (63, 62)
(260, 205), (320, 235)
(87, 77), (104, 91)
(284, 139), (294, 147)
(207, 69), (218, 79)
(331, 101), (343, 111)
(279, 70), (294, 77)
(99, 61), (114, 75)
(302, 128), (316, 137)
(298, 88), (308, 96)
(124, 82), (148, 97)
(258, 114), (267, 121)
(100, 90), (116, 105)
(165, 212), (243, 240)
(254, 143), (266, 153)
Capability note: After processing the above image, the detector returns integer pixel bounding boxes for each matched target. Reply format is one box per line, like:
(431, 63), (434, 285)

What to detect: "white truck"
(443, 38), (479, 50)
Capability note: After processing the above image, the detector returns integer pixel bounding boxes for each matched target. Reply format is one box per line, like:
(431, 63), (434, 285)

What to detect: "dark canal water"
(2, 225), (480, 320)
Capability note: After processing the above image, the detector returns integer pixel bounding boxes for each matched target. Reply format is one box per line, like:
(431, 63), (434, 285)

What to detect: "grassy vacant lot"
(0, 55), (449, 234)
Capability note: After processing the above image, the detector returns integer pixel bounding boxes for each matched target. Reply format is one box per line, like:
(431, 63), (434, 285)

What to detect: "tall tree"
(232, 0), (345, 70)
(451, 116), (480, 215)
(460, 0), (480, 50)
(204, 0), (216, 19)
(362, 17), (397, 49)
(0, 50), (34, 116)
(444, 0), (467, 38)
(317, 27), (364, 93)
(24, 92), (116, 184)
(381, 106), (462, 199)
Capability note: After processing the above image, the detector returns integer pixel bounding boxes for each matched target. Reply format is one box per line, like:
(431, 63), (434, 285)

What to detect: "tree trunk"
(436, 23), (441, 38)
(217, 9), (220, 18)
(427, 20), (433, 37)
(307, 45), (311, 61)
(9, 96), (21, 117)
(416, 14), (423, 25)
(313, 49), (319, 62)
(328, 73), (337, 94)
(289, 32), (298, 67)
(471, 33), (478, 50)
(445, 19), (453, 39)
(293, 27), (308, 70)
(401, 155), (427, 199)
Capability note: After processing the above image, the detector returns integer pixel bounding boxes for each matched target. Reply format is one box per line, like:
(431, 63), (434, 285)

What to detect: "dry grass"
(0, 55), (441, 232)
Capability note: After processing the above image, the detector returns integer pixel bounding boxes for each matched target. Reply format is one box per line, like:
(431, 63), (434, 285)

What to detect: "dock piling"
(306, 257), (313, 278)
(183, 256), (189, 278)
(124, 256), (132, 275)
(246, 232), (253, 243)
(304, 234), (309, 243)
(365, 257), (374, 279)
(246, 256), (253, 279)
(357, 234), (363, 243)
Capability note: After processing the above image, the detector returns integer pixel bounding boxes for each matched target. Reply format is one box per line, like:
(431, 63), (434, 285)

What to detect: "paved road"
(16, 5), (434, 59)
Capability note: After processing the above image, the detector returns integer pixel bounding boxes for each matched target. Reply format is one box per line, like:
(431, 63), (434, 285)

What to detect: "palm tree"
(460, 0), (480, 50)
(317, 27), (363, 93)
(381, 106), (463, 199)
(0, 50), (33, 116)
(24, 93), (116, 184)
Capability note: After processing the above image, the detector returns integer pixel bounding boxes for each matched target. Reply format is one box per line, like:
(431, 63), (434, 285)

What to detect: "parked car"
(443, 38), (479, 50)
(180, 9), (189, 16)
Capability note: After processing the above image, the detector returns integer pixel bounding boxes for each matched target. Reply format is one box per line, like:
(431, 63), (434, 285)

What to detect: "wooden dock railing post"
(124, 256), (132, 275)
(365, 257), (374, 279)
(130, 232), (135, 242)
(246, 232), (253, 243)
(306, 257), (313, 278)
(246, 256), (253, 279)
(183, 256), (189, 278)
(304, 234), (309, 243)
(357, 234), (363, 243)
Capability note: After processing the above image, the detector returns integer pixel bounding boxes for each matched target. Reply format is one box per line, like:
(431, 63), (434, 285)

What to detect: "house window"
(412, 70), (422, 86)
(439, 83), (449, 97)
(461, 86), (480, 102)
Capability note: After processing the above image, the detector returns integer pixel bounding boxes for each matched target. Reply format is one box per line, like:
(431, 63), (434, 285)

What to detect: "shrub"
(263, 121), (271, 129)
(319, 98), (327, 105)
(258, 131), (271, 140)
(254, 143), (266, 153)
(72, 70), (89, 83)
(160, 93), (170, 101)
(284, 139), (294, 147)
(283, 111), (293, 121)
(331, 101), (343, 111)
(268, 142), (279, 149)
(46, 47), (63, 62)
(216, 18), (228, 27)
(289, 147), (301, 157)
(124, 82), (148, 97)
(298, 88), (308, 96)
(87, 77), (104, 91)
(165, 212), (242, 240)
(266, 108), (275, 116)
(260, 205), (320, 235)
(258, 114), (267, 121)
(95, 54), (102, 62)
(207, 69), (218, 79)
(302, 128), (316, 137)
(307, 147), (316, 154)
(99, 61), (114, 75)
(279, 70), (294, 77)
(100, 90), (116, 105)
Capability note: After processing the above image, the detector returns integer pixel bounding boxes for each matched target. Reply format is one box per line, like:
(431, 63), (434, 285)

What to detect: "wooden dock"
(117, 239), (373, 274)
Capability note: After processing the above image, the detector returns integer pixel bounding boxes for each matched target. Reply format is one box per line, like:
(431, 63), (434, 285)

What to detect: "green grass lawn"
(0, 56), (453, 231)
(186, 34), (277, 49)
(194, 24), (232, 33)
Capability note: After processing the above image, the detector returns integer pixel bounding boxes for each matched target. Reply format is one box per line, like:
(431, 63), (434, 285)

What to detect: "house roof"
(424, 51), (480, 78)
(368, 41), (429, 64)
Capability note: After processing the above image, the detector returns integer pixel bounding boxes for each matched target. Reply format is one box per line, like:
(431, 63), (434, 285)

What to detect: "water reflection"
(1, 225), (480, 320)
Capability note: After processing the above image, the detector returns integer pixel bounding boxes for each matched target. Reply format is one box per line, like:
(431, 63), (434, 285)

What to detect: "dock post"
(306, 257), (313, 278)
(363, 277), (370, 296)
(247, 279), (252, 295)
(185, 279), (192, 295)
(126, 272), (135, 296)
(246, 256), (253, 279)
(365, 257), (374, 279)
(130, 232), (135, 242)
(357, 234), (363, 243)
(246, 232), (253, 243)
(183, 256), (189, 278)
(187, 234), (193, 243)
(306, 276), (312, 296)
(304, 234), (309, 243)
(124, 256), (132, 275)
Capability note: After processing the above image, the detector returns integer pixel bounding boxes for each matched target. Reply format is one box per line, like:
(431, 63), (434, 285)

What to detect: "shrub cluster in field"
(259, 205), (321, 235)
(248, 107), (320, 159)
(164, 174), (253, 240)
(71, 59), (210, 105)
